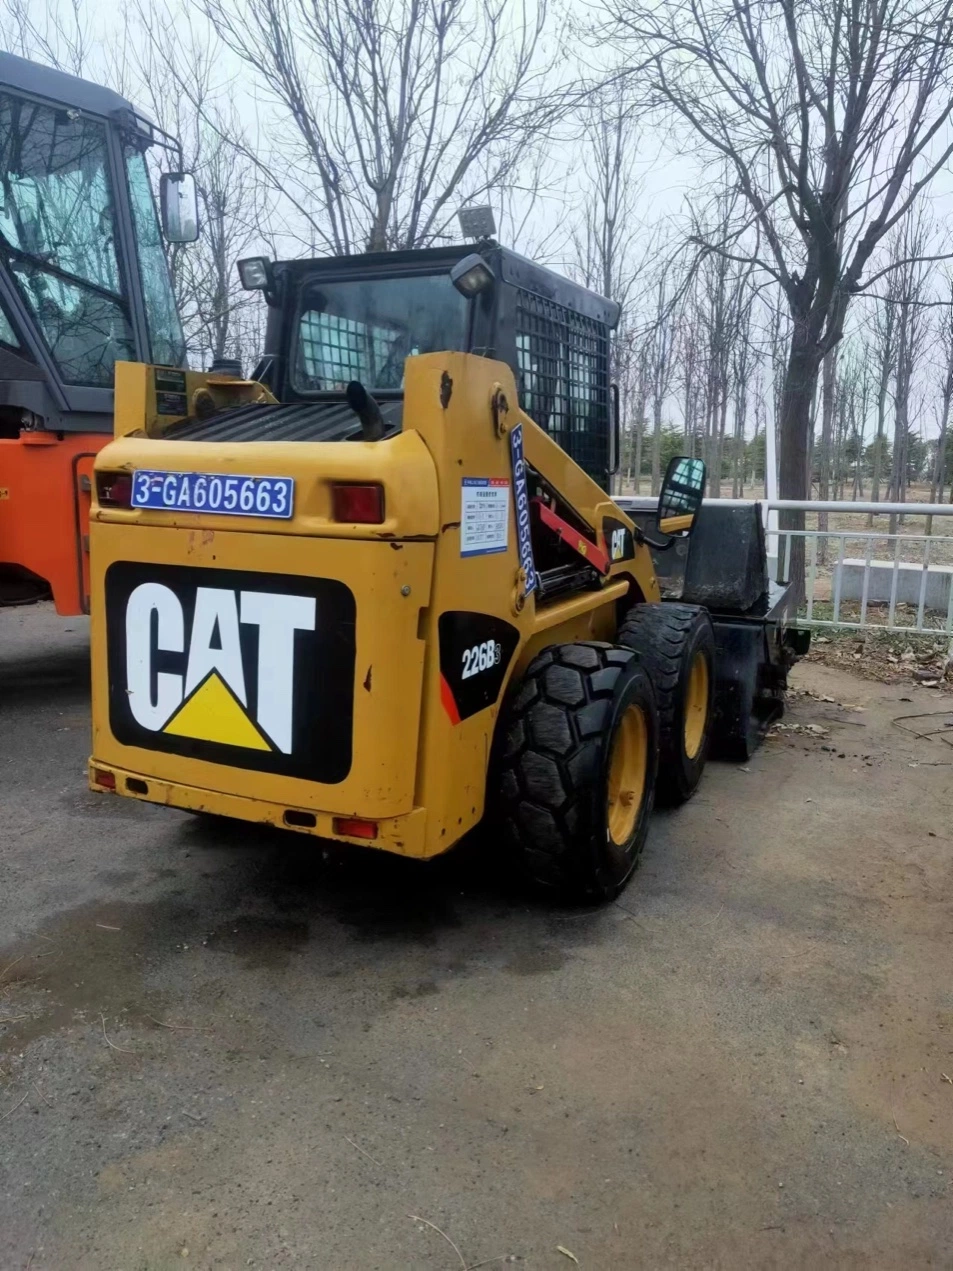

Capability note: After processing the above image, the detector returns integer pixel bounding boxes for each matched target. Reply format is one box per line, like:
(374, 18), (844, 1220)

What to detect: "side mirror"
(657, 455), (705, 537)
(160, 172), (199, 243)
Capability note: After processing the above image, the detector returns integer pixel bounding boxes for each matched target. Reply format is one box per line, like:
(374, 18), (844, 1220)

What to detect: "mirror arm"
(641, 530), (677, 552)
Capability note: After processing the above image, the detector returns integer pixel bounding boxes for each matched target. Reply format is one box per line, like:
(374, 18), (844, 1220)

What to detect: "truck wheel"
(496, 643), (659, 904)
(618, 603), (715, 806)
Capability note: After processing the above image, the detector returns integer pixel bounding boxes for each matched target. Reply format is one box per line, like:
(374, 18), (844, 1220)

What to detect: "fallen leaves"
(770, 722), (830, 738)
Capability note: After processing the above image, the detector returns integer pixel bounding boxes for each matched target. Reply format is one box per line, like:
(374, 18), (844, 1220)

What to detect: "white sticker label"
(461, 477), (510, 557)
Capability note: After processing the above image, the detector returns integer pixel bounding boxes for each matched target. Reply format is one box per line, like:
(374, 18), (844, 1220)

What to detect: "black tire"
(495, 642), (659, 904)
(617, 603), (715, 806)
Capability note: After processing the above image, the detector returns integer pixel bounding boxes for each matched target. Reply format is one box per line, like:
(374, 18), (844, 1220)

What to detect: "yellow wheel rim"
(683, 651), (710, 761)
(607, 704), (648, 846)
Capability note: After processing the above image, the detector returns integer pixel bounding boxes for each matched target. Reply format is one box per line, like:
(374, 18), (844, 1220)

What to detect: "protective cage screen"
(514, 289), (610, 486)
(297, 312), (397, 391)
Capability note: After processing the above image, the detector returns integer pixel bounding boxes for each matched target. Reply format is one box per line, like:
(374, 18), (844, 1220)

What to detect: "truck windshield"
(0, 91), (134, 385)
(293, 274), (468, 393)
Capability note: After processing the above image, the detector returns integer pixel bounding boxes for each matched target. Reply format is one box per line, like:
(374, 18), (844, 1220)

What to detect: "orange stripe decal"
(440, 673), (461, 724)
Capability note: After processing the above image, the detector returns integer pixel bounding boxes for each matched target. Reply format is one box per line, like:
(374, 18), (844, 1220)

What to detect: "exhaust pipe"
(346, 381), (385, 442)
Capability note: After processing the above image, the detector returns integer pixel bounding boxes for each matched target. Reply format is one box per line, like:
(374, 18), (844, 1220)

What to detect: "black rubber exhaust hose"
(346, 380), (385, 441)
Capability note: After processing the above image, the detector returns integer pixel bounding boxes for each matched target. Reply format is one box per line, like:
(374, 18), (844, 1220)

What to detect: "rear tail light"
(331, 483), (384, 524)
(96, 471), (133, 507)
(92, 768), (116, 790)
(333, 816), (378, 840)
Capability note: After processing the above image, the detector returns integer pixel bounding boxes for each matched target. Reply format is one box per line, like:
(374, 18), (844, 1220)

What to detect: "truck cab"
(0, 51), (191, 611)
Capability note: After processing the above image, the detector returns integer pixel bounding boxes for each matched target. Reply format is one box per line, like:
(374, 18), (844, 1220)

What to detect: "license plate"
(131, 470), (294, 519)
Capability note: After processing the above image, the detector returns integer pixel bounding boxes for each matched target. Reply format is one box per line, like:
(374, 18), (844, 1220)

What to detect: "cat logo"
(105, 563), (356, 783)
(125, 582), (314, 754)
(603, 516), (634, 564)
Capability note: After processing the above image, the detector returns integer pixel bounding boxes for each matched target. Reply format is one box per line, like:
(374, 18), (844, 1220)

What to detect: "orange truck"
(0, 52), (196, 612)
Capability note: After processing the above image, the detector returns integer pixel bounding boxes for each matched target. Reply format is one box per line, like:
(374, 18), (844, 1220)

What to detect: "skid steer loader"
(87, 243), (803, 902)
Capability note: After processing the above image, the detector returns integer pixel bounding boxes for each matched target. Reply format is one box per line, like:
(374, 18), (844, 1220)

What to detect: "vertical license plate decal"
(509, 423), (537, 593)
(460, 477), (510, 557)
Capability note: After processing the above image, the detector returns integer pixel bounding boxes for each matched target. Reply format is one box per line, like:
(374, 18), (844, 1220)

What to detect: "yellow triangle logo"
(163, 672), (272, 751)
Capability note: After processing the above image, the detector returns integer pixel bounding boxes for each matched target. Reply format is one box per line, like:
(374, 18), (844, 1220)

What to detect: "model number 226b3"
(461, 640), (502, 679)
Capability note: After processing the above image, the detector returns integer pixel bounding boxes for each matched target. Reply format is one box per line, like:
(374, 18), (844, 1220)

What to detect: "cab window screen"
(294, 274), (468, 393)
(515, 289), (609, 486)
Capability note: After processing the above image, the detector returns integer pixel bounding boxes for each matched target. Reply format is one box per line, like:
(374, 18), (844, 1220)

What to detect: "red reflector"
(96, 471), (133, 507)
(331, 483), (384, 524)
(92, 768), (116, 790)
(333, 816), (378, 840)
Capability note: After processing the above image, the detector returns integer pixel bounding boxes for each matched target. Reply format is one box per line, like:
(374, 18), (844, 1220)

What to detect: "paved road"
(2, 604), (952, 1269)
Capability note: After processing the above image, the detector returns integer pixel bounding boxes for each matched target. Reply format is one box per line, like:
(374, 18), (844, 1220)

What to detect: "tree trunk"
(702, 376), (715, 489)
(650, 396), (663, 495)
(633, 403), (646, 495)
(778, 327), (820, 599)
(711, 374), (729, 498)
(868, 376), (889, 527)
(931, 378), (952, 504)
(817, 347), (837, 560)
(933, 413), (950, 504)
(888, 304), (910, 534)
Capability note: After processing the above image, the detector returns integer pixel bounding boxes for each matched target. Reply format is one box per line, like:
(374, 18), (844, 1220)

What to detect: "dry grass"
(804, 615), (953, 688)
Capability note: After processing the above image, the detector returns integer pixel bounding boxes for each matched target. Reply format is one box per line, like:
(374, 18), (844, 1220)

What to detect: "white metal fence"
(620, 494), (953, 647)
(769, 500), (953, 645)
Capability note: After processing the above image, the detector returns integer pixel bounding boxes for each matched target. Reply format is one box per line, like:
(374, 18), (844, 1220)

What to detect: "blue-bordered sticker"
(461, 477), (510, 557)
(509, 424), (537, 593)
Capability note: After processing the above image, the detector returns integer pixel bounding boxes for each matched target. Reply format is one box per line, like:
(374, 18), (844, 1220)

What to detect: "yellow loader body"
(89, 352), (660, 859)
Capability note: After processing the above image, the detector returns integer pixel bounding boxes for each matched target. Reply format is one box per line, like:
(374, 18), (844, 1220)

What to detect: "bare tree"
(691, 215), (754, 498)
(572, 86), (644, 308)
(730, 284), (756, 497)
(885, 215), (932, 530)
(867, 269), (901, 522)
(614, 325), (650, 490)
(675, 289), (703, 456)
(190, 0), (563, 254)
(122, 6), (270, 368)
(764, 284), (790, 487)
(931, 286), (953, 505)
(843, 349), (873, 501)
(646, 265), (678, 494)
(606, 0), (953, 593)
(0, 0), (90, 74)
(570, 86), (650, 492)
(815, 345), (839, 559)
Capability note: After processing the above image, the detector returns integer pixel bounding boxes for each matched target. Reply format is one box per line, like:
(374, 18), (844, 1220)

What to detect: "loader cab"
(242, 244), (622, 490)
(0, 51), (192, 438)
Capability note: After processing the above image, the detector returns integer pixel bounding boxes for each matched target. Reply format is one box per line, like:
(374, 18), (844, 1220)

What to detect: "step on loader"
(88, 244), (804, 902)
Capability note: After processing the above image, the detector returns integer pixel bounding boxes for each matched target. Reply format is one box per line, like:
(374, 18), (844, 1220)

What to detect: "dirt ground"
(2, 604), (953, 1270)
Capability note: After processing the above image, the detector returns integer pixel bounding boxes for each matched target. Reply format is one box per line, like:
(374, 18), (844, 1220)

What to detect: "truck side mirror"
(657, 455), (705, 537)
(160, 172), (199, 243)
